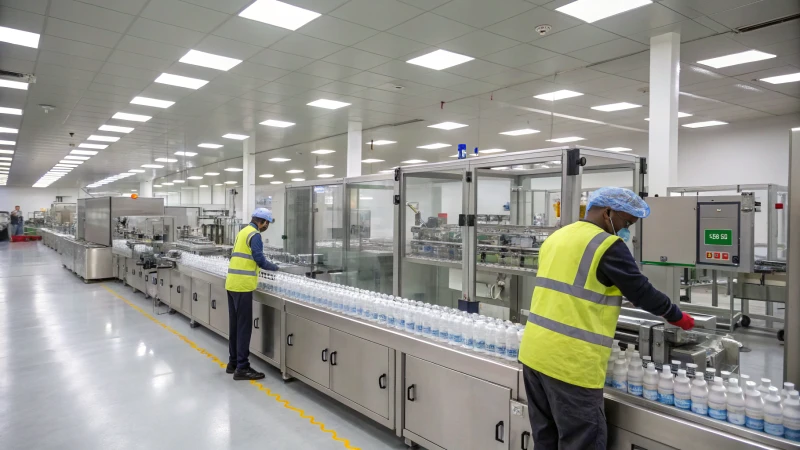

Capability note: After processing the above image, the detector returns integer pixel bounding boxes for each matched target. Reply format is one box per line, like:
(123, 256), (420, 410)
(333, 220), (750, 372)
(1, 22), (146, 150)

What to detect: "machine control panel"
(696, 202), (740, 268)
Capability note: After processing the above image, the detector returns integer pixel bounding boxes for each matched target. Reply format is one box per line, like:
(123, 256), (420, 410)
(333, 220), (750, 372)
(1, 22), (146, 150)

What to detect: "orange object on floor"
(11, 235), (42, 242)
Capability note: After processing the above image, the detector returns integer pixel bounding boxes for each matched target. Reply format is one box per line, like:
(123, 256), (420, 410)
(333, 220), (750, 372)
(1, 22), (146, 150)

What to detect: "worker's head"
(585, 187), (650, 242)
(251, 208), (274, 232)
(14, 205), (19, 211)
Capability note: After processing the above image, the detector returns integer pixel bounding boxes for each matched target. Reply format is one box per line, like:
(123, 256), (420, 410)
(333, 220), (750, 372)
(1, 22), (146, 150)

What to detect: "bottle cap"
(678, 369), (686, 377)
(761, 378), (771, 385)
(729, 378), (739, 387)
(786, 382), (796, 389)
(769, 386), (779, 394)
(672, 360), (681, 366)
(662, 364), (671, 373)
(790, 391), (799, 399)
(713, 376), (723, 384)
(647, 362), (655, 370)
(686, 363), (697, 368)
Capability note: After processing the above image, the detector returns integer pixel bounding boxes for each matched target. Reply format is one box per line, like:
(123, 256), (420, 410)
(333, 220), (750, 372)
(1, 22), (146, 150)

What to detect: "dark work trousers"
(227, 290), (254, 371)
(522, 365), (607, 450)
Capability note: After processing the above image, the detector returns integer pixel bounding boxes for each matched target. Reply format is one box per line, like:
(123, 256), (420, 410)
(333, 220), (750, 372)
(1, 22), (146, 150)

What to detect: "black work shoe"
(233, 367), (265, 381)
(226, 363), (236, 374)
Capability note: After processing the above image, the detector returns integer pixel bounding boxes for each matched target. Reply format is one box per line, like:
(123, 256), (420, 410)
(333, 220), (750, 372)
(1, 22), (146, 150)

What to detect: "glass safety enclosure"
(342, 174), (395, 294)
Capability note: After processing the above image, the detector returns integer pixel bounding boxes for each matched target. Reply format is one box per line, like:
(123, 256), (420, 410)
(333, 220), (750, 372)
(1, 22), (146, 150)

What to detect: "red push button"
(714, 252), (721, 260)
(722, 253), (729, 261)
(706, 252), (713, 259)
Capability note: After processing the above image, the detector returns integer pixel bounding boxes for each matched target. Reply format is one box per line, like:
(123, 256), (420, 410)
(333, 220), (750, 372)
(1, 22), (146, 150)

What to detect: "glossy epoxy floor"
(0, 242), (407, 450)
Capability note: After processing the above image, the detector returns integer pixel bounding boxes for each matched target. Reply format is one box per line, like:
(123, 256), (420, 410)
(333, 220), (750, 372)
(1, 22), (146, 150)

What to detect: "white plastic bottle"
(745, 381), (765, 431)
(612, 358), (627, 391)
(607, 347), (621, 387)
(430, 312), (440, 340)
(674, 370), (692, 410)
(438, 314), (450, 343)
(504, 325), (518, 360)
(485, 322), (496, 354)
(727, 378), (746, 426)
(705, 368), (717, 382)
(691, 376), (709, 415)
(415, 307), (424, 335)
(627, 358), (644, 397)
(474, 320), (486, 353)
(493, 324), (506, 357)
(625, 345), (636, 365)
(643, 363), (659, 401)
(758, 378), (772, 396)
(386, 300), (396, 328)
(685, 363), (698, 379)
(784, 382), (796, 401)
(764, 386), (785, 437)
(708, 377), (728, 421)
(784, 391), (800, 442)
(671, 360), (681, 376)
(405, 307), (415, 333)
(658, 365), (675, 406)
(378, 300), (388, 325)
(642, 355), (652, 370)
(720, 371), (732, 388)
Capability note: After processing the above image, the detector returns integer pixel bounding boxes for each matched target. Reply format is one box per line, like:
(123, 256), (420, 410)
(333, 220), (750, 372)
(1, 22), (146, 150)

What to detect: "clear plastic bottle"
(422, 309), (433, 337)
(405, 307), (415, 333)
(745, 381), (765, 431)
(450, 316), (463, 345)
(430, 312), (441, 341)
(764, 386), (784, 437)
(784, 391), (800, 442)
(438, 314), (449, 343)
(516, 328), (524, 359)
(463, 318), (475, 350)
(485, 322), (497, 354)
(658, 365), (675, 405)
(494, 325), (507, 357)
(727, 378), (746, 426)
(720, 371), (732, 388)
(708, 377), (728, 421)
(474, 320), (487, 353)
(378, 300), (387, 325)
(627, 358), (644, 397)
(415, 307), (424, 335)
(643, 363), (659, 401)
(674, 369), (692, 410)
(784, 382), (797, 401)
(759, 378), (773, 396)
(612, 358), (627, 391)
(691, 376), (709, 415)
(386, 300), (396, 328)
(607, 347), (621, 387)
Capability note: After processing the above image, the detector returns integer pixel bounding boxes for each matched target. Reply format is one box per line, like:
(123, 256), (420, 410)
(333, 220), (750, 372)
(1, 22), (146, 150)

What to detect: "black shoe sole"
(233, 373), (265, 381)
(226, 368), (235, 374)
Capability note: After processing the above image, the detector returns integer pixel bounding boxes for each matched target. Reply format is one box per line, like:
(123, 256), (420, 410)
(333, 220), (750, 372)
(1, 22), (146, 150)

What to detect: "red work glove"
(669, 312), (695, 330)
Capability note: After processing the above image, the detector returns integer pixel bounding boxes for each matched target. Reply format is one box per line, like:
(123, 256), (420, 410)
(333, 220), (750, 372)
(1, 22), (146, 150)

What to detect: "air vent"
(0, 70), (36, 84)
(737, 14), (800, 33)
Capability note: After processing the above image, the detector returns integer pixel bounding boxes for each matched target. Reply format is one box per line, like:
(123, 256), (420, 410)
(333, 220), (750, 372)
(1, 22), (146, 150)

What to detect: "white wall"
(0, 188), (79, 215)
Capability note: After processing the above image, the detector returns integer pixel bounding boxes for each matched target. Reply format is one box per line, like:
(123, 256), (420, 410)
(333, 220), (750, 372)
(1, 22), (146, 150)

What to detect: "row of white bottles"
(259, 272), (526, 362)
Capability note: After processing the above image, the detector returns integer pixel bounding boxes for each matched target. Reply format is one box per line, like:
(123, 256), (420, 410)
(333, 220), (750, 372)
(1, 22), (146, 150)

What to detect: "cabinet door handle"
(177, 286), (181, 293)
(495, 421), (504, 443)
(378, 374), (387, 389)
(211, 299), (216, 309)
(329, 351), (337, 366)
(286, 333), (293, 346)
(407, 384), (416, 401)
(254, 318), (259, 329)
(160, 279), (164, 286)
(321, 348), (328, 362)
(521, 431), (530, 450)
(193, 293), (197, 301)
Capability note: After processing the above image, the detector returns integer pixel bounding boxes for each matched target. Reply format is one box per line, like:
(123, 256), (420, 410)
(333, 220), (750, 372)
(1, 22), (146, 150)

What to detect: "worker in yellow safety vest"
(225, 208), (280, 381)
(519, 187), (695, 449)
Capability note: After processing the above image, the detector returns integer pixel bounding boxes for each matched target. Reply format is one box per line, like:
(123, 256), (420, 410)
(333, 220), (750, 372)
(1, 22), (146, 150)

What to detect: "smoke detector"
(39, 104), (55, 113)
(393, 85), (405, 91)
(535, 25), (552, 36)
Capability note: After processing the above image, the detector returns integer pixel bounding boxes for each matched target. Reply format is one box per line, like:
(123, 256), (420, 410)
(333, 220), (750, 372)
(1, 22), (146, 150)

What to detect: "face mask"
(608, 211), (631, 243)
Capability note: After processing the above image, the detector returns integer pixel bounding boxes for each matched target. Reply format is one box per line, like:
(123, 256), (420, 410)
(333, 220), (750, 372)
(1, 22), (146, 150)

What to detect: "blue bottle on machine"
(457, 143), (467, 159)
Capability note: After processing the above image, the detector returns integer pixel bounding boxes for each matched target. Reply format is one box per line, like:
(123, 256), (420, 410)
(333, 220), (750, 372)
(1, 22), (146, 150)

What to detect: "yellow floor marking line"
(101, 284), (361, 450)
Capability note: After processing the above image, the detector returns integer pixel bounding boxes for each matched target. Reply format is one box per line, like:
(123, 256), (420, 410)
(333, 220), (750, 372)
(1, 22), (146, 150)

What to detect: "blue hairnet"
(586, 187), (650, 218)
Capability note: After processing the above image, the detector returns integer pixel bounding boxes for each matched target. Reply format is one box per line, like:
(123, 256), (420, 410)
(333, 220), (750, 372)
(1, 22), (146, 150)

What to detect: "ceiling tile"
(258, 82), (316, 97)
(0, 0), (47, 15)
(298, 15), (378, 46)
(38, 35), (112, 61)
(181, 0), (252, 14)
(448, 79), (501, 95)
(661, 0), (757, 17)
(249, 48), (315, 71)
(731, 19), (800, 48)
(317, 81), (368, 95)
(128, 18), (206, 48)
(49, 0), (135, 33)
(568, 38), (649, 64)
(275, 72), (340, 89)
(397, 0), (450, 10)
(279, 0), (350, 14)
(107, 49), (172, 72)
(433, 0), (534, 28)
(375, 80), (436, 96)
(44, 18), (124, 50)
(322, 48), (392, 70)
(518, 55), (587, 76)
(77, 0), (148, 15)
(627, 19), (716, 45)
(0, 55), (35, 74)
(482, 44), (559, 68)
(439, 30), (520, 58)
(116, 35), (188, 61)
(0, 5), (44, 34)
(590, 51), (650, 74)
(101, 62), (161, 82)
(212, 16), (289, 48)
(486, 7), (582, 43)
(533, 24), (618, 54)
(229, 61), (290, 81)
(680, 35), (750, 64)
(140, 0), (229, 33)
(271, 33), (345, 60)
(36, 50), (105, 72)
(352, 32), (429, 59)
(480, 68), (541, 85)
(93, 73), (152, 90)
(330, 0), (423, 31)
(298, 61), (363, 81)
(445, 59), (510, 79)
(194, 35), (264, 61)
(592, 3), (689, 36)
(341, 71), (398, 88)
(709, 0), (800, 30)
(387, 12), (475, 46)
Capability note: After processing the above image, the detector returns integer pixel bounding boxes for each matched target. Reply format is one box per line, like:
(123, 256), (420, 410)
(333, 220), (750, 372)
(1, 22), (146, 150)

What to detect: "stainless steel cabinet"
(330, 329), (390, 419)
(509, 401), (533, 450)
(157, 268), (171, 305)
(179, 273), (191, 316)
(404, 355), (510, 450)
(250, 300), (264, 354)
(285, 314), (331, 388)
(192, 278), (210, 325)
(209, 283), (229, 337)
(170, 269), (183, 311)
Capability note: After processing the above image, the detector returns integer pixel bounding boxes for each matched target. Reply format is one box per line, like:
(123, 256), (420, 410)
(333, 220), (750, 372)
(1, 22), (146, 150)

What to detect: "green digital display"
(704, 229), (733, 246)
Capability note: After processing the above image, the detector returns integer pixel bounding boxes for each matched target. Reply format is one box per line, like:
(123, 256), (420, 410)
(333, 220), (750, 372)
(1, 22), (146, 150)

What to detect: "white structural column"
(347, 121), (362, 177)
(139, 180), (153, 197)
(648, 32), (681, 196)
(241, 136), (256, 221)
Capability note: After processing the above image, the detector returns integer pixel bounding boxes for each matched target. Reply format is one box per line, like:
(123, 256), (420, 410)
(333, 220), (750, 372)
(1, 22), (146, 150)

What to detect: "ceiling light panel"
(65, 155), (90, 160)
(291, 178), (305, 182)
(199, 143), (223, 148)
(362, 159), (384, 163)
(0, 150), (13, 154)
(155, 158), (178, 163)
(314, 165), (333, 169)
(261, 119), (295, 128)
(260, 174), (274, 178)
(606, 147), (632, 152)
(761, 72), (800, 84)
(239, 0), (321, 31)
(407, 49), (474, 70)
(155, 73), (209, 90)
(129, 169), (145, 173)
(547, 137), (585, 143)
(402, 159), (427, 164)
(698, 50), (776, 69)
(222, 133), (249, 140)
(142, 164), (164, 168)
(0, 80), (28, 90)
(534, 90), (583, 101)
(71, 150), (98, 156)
(368, 140), (395, 146)
(87, 135), (120, 142)
(556, 0), (652, 23)
(0, 140), (15, 145)
(175, 151), (197, 156)
(99, 125), (134, 133)
(187, 176), (203, 180)
(417, 143), (451, 149)
(80, 143), (108, 149)
(131, 97), (175, 108)
(318, 174), (334, 178)
(113, 112), (151, 122)
(269, 157), (291, 162)
(0, 127), (18, 134)
(59, 160), (82, 164)
(224, 181), (237, 184)
(225, 168), (243, 172)
(205, 172), (220, 176)
(311, 149), (335, 154)
(286, 169), (303, 173)
(270, 181), (284, 184)
(0, 107), (22, 115)
(428, 122), (468, 130)
(683, 120), (728, 128)
(179, 50), (242, 71)
(0, 26), (40, 48)
(307, 99), (351, 109)
(592, 102), (641, 112)
(500, 129), (539, 136)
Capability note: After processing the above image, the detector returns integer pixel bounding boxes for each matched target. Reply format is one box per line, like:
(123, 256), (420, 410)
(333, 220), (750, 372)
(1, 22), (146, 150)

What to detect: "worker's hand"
(668, 312), (695, 330)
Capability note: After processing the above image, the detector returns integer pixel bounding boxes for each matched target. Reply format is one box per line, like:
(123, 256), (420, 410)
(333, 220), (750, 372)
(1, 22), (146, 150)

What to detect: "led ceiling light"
(0, 140), (15, 145)
(682, 120), (728, 128)
(270, 181), (284, 184)
(291, 178), (305, 182)
(417, 143), (451, 149)
(592, 102), (641, 112)
(286, 169), (303, 173)
(0, 127), (18, 133)
(87, 135), (120, 142)
(307, 99), (350, 110)
(222, 133), (249, 140)
(0, 107), (23, 115)
(368, 140), (396, 146)
(698, 50), (776, 69)
(311, 149), (335, 154)
(239, 0), (321, 31)
(142, 164), (164, 168)
(155, 158), (178, 163)
(402, 159), (427, 164)
(65, 155), (90, 160)
(260, 174), (274, 178)
(59, 160), (82, 164)
(500, 129), (539, 136)
(0, 150), (13, 154)
(80, 143), (108, 149)
(172, 180), (185, 183)
(0, 80), (28, 90)
(547, 137), (585, 143)
(318, 174), (334, 178)
(606, 147), (632, 152)
(71, 150), (98, 156)
(761, 72), (800, 84)
(129, 169), (145, 173)
(261, 119), (295, 128)
(113, 112), (151, 122)
(645, 112), (692, 120)
(179, 49), (242, 71)
(199, 143), (223, 148)
(534, 90), (583, 101)
(224, 181), (237, 185)
(205, 172), (220, 176)
(269, 157), (291, 162)
(162, 182), (174, 186)
(225, 168), (243, 172)
(314, 164), (333, 169)
(556, 0), (652, 23)
(362, 159), (384, 163)
(428, 122), (468, 130)
(155, 73), (208, 90)
(200, 185), (208, 188)
(0, 26), (40, 48)
(175, 151), (197, 156)
(131, 97), (175, 108)
(0, 156), (12, 161)
(407, 49), (474, 71)
(99, 125), (134, 133)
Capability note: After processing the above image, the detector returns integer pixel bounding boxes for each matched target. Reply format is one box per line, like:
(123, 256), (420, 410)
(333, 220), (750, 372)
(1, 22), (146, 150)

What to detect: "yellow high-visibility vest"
(225, 225), (260, 292)
(518, 221), (623, 389)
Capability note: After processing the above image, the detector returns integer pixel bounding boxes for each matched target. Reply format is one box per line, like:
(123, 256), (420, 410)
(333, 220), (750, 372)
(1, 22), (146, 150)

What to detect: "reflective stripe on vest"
(534, 277), (622, 307)
(228, 268), (256, 276)
(231, 252), (254, 260)
(527, 312), (614, 348)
